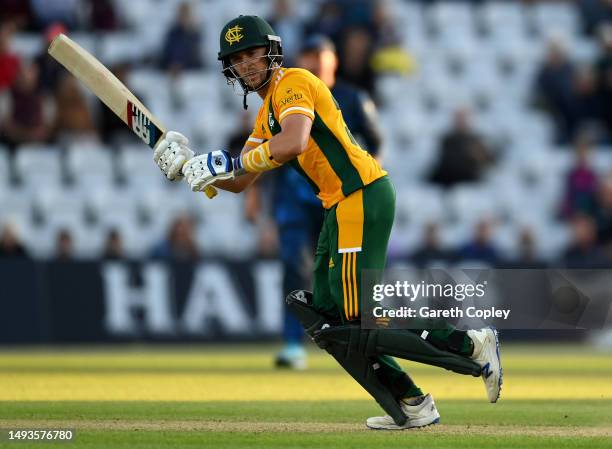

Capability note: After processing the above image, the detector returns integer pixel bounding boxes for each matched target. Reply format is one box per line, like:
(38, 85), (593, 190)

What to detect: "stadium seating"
(65, 142), (116, 189)
(14, 144), (64, 190)
(4, 1), (601, 263)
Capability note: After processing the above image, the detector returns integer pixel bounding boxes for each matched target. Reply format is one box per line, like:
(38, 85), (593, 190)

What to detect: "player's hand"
(153, 131), (195, 181)
(183, 150), (235, 192)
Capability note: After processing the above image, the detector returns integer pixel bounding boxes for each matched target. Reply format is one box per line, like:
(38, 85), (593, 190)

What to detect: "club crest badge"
(225, 25), (244, 45)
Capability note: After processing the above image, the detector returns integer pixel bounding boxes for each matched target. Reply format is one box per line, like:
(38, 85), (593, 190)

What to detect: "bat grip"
(204, 185), (218, 199)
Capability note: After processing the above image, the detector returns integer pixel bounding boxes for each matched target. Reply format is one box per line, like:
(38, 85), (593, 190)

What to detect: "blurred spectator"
(563, 214), (611, 267)
(369, 0), (416, 78)
(29, 0), (79, 30)
(595, 174), (612, 247)
(305, 1), (345, 43)
(457, 219), (499, 265)
(55, 228), (74, 261)
(429, 108), (494, 188)
(297, 34), (382, 155)
(595, 25), (612, 139)
(578, 0), (612, 36)
(53, 74), (97, 144)
(560, 136), (599, 220)
(0, 22), (20, 91)
(103, 229), (124, 260)
(35, 23), (67, 94)
(571, 65), (604, 139)
(85, 0), (119, 31)
(0, 61), (53, 149)
(0, 223), (29, 258)
(533, 35), (577, 144)
(337, 26), (375, 93)
(152, 215), (199, 261)
(0, 0), (33, 29)
(411, 223), (455, 267)
(160, 2), (203, 73)
(505, 228), (546, 268)
(267, 0), (303, 66)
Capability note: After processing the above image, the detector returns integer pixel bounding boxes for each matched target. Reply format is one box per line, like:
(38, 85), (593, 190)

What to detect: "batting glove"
(183, 150), (236, 192)
(153, 131), (195, 181)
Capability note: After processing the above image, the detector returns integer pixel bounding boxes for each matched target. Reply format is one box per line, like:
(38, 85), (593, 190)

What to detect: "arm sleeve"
(274, 71), (316, 122)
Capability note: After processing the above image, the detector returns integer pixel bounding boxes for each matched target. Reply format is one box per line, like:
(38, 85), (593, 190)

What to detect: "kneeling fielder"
(153, 15), (502, 429)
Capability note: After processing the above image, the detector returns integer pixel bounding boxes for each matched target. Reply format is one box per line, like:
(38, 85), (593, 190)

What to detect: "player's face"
(229, 46), (269, 90)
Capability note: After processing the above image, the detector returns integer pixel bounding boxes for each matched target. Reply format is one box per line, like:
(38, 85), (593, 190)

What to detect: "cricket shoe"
(366, 394), (440, 430)
(274, 344), (307, 370)
(468, 327), (502, 403)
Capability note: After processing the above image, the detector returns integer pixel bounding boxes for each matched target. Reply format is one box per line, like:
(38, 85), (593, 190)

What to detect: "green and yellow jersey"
(245, 67), (387, 209)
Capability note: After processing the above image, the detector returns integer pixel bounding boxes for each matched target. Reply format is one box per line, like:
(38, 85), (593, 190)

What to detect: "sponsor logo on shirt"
(278, 92), (304, 107)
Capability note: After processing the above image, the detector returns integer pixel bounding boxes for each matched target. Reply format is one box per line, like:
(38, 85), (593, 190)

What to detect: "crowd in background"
(2, 0), (612, 269)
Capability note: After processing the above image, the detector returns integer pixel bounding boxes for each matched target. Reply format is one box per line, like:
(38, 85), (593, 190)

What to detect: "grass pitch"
(0, 343), (610, 448)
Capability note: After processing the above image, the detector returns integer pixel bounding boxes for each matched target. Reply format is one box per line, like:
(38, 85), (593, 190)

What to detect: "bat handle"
(204, 185), (218, 199)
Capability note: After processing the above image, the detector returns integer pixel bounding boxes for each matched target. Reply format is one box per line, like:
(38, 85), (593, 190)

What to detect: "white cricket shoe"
(366, 394), (440, 430)
(468, 327), (503, 403)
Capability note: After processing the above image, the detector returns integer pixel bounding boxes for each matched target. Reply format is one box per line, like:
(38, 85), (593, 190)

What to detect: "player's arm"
(265, 114), (312, 163)
(199, 114), (312, 193)
(232, 114), (311, 173)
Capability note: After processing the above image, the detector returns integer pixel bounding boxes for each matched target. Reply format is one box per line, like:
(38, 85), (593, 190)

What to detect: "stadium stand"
(1, 0), (612, 266)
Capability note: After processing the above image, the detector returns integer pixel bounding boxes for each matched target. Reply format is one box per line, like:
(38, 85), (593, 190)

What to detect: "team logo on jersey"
(225, 25), (244, 45)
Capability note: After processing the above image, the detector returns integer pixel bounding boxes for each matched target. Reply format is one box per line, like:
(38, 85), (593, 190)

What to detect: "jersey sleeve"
(273, 70), (317, 123)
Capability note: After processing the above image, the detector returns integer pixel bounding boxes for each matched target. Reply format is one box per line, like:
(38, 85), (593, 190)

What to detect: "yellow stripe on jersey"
(279, 106), (315, 121)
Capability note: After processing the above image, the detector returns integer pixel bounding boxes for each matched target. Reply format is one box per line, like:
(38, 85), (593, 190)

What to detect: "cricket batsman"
(152, 15), (502, 429)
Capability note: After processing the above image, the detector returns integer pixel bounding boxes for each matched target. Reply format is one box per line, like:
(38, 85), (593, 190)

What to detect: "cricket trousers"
(311, 176), (413, 391)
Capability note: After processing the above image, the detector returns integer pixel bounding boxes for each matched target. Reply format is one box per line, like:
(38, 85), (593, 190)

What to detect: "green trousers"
(311, 176), (472, 399)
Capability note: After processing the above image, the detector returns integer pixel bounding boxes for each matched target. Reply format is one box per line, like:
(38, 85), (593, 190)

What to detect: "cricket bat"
(48, 33), (217, 199)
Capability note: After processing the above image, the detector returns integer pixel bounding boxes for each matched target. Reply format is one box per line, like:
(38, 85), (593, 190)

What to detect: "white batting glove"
(183, 150), (235, 192)
(153, 131), (195, 181)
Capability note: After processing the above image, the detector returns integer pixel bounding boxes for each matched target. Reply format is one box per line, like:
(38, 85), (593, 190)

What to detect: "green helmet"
(218, 15), (281, 60)
(218, 15), (283, 105)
